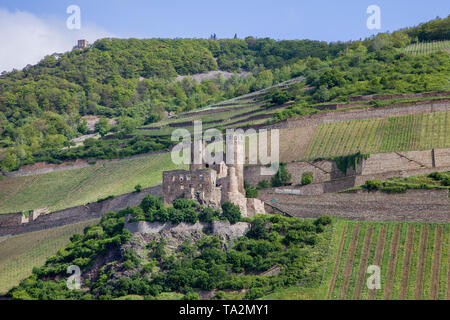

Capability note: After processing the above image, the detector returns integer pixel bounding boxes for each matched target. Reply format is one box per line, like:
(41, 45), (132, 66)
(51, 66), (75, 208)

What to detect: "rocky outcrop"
(125, 220), (251, 242)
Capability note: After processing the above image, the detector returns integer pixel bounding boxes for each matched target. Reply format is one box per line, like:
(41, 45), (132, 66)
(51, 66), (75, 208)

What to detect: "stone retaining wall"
(0, 186), (162, 236)
(244, 148), (450, 190)
(261, 189), (450, 222)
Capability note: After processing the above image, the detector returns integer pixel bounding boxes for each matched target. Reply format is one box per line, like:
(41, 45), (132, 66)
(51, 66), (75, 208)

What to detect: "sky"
(0, 0), (448, 72)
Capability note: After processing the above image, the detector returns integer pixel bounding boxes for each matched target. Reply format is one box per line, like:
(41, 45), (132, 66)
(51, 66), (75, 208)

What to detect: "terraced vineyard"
(304, 111), (450, 159)
(0, 152), (185, 214)
(320, 220), (449, 300)
(402, 40), (450, 55)
(0, 219), (99, 294)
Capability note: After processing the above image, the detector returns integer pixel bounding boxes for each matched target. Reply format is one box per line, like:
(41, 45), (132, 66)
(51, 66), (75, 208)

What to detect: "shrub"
(198, 208), (219, 223)
(183, 208), (198, 224)
(301, 172), (313, 185)
(314, 215), (332, 226)
(244, 182), (258, 198)
(247, 218), (268, 239)
(183, 291), (200, 300)
(382, 185), (407, 194)
(221, 202), (241, 224)
(134, 184), (142, 192)
(270, 163), (291, 187)
(428, 172), (445, 181)
(269, 90), (291, 105)
(363, 180), (383, 191)
(140, 195), (163, 213)
(256, 180), (270, 189)
(173, 198), (198, 210)
(244, 288), (265, 300)
(168, 208), (184, 224)
(153, 208), (169, 223)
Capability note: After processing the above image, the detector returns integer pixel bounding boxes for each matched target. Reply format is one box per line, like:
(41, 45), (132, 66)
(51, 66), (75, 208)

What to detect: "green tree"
(95, 117), (110, 137)
(221, 202), (241, 224)
(301, 172), (313, 185)
(270, 163), (291, 187)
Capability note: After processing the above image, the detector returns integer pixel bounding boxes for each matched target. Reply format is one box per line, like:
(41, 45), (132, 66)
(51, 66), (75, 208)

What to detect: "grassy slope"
(0, 219), (99, 294)
(0, 152), (185, 214)
(262, 219), (450, 300)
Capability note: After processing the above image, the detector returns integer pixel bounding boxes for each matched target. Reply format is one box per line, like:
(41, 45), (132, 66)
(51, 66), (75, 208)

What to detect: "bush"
(256, 180), (270, 189)
(183, 291), (200, 300)
(173, 198), (198, 210)
(442, 177), (450, 186)
(382, 185), (407, 194)
(314, 215), (332, 226)
(168, 208), (184, 224)
(221, 202), (242, 224)
(244, 182), (258, 198)
(140, 195), (163, 213)
(134, 184), (142, 192)
(247, 218), (268, 239)
(198, 208), (219, 223)
(301, 172), (313, 185)
(363, 180), (383, 191)
(244, 288), (265, 300)
(269, 90), (291, 105)
(183, 208), (198, 224)
(428, 172), (445, 181)
(270, 163), (291, 187)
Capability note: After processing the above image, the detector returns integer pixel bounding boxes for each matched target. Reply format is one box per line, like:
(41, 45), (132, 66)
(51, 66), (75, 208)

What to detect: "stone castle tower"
(162, 134), (265, 217)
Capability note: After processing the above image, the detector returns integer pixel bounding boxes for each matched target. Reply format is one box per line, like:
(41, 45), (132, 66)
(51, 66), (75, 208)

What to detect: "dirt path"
(339, 224), (361, 299)
(430, 226), (443, 300)
(354, 226), (374, 299)
(414, 226), (430, 299)
(383, 224), (401, 299)
(327, 223), (348, 299)
(369, 225), (388, 299)
(400, 225), (415, 300)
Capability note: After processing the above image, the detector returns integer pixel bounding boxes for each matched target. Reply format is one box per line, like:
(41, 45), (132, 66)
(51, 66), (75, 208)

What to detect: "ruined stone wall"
(0, 186), (162, 236)
(245, 148), (450, 188)
(259, 189), (450, 222)
(360, 150), (433, 175)
(348, 91), (450, 102)
(434, 148), (450, 167)
(244, 160), (345, 186)
(163, 169), (217, 205)
(0, 212), (23, 228)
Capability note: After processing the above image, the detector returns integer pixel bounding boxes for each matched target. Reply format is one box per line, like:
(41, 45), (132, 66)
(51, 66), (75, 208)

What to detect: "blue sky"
(1, 0), (448, 41)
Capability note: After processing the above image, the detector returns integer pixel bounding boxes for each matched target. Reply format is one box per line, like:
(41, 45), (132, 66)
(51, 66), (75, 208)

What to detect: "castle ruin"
(162, 134), (265, 217)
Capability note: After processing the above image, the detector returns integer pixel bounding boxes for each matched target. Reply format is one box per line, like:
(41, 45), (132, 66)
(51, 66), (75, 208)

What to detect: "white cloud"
(0, 9), (113, 73)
